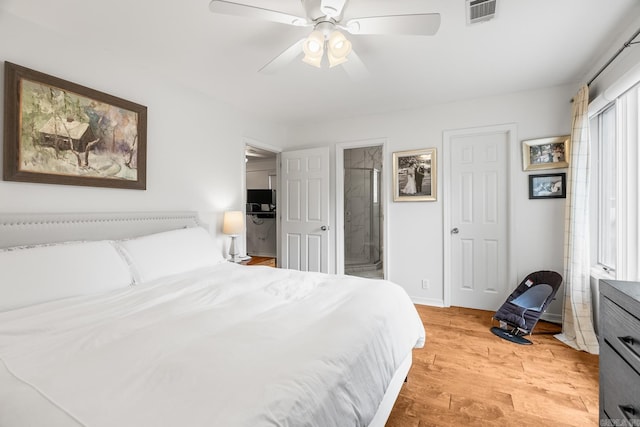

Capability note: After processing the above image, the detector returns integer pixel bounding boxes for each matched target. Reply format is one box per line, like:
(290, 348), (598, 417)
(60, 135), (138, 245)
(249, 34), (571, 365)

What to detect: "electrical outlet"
(421, 279), (429, 290)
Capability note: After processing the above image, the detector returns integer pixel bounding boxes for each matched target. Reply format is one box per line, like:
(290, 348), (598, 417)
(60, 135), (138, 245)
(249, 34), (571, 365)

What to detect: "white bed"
(0, 212), (425, 427)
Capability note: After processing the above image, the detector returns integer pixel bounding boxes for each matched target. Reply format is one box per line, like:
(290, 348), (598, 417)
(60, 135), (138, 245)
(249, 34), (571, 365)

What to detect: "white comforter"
(0, 263), (425, 427)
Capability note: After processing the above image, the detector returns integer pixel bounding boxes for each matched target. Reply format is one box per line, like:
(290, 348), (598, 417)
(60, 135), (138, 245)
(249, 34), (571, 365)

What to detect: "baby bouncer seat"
(490, 270), (562, 345)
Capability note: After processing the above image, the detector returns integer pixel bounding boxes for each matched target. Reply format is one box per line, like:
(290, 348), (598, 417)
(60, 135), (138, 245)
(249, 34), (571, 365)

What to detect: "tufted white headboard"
(0, 211), (202, 249)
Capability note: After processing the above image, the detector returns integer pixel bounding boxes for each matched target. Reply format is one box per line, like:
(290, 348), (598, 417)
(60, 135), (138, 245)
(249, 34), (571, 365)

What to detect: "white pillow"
(116, 227), (224, 283)
(0, 241), (134, 312)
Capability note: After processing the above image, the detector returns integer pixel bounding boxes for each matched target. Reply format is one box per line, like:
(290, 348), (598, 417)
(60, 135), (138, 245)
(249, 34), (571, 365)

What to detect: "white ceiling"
(2, 0), (639, 126)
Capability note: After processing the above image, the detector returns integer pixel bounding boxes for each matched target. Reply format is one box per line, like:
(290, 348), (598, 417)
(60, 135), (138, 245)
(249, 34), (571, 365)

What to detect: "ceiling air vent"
(466, 0), (496, 24)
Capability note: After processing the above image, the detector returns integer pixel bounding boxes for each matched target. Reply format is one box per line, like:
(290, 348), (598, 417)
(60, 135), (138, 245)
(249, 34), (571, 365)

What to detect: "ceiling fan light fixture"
(327, 50), (349, 68)
(308, 40), (322, 53)
(328, 30), (352, 57)
(302, 30), (325, 68)
(303, 31), (324, 54)
(209, 0), (442, 74)
(303, 54), (323, 68)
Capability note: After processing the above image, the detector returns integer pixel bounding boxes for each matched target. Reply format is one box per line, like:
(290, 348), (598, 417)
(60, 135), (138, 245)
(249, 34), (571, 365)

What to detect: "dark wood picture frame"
(3, 62), (147, 189)
(528, 173), (566, 199)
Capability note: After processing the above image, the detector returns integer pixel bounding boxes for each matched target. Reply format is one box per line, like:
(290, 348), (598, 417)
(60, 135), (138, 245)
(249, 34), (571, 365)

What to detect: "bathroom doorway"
(337, 142), (385, 279)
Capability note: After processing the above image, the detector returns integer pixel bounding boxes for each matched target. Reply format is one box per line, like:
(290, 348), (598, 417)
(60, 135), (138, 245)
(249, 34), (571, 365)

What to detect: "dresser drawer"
(601, 344), (640, 423)
(602, 297), (640, 374)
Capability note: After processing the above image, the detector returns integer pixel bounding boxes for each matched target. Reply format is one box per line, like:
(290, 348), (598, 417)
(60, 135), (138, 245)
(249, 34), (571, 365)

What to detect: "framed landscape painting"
(392, 148), (437, 202)
(522, 135), (570, 171)
(3, 62), (147, 189)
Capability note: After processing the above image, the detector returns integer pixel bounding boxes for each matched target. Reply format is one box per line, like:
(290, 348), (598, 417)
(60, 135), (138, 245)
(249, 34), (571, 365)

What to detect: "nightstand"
(599, 279), (640, 425)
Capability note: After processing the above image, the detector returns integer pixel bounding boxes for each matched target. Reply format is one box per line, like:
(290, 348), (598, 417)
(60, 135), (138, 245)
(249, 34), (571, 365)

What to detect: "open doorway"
(336, 140), (386, 280)
(245, 144), (278, 267)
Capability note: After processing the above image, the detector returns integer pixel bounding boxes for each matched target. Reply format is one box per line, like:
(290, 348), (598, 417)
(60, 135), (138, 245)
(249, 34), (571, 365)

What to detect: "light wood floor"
(386, 305), (599, 427)
(243, 256), (276, 267)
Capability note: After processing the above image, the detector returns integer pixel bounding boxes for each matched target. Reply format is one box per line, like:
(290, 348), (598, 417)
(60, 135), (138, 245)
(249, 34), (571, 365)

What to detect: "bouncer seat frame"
(490, 270), (562, 345)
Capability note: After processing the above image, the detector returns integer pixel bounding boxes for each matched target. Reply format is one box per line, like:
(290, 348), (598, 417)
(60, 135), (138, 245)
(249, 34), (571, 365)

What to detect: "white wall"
(246, 158), (277, 190)
(1, 10), (614, 321)
(285, 84), (577, 318)
(585, 13), (640, 104)
(0, 12), (285, 238)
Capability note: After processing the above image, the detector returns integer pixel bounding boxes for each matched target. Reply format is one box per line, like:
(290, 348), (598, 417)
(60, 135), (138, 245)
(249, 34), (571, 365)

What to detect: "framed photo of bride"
(393, 148), (437, 202)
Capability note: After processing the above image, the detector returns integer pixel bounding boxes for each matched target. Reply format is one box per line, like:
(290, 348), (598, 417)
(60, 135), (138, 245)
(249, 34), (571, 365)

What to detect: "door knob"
(321, 225), (329, 231)
(451, 228), (459, 234)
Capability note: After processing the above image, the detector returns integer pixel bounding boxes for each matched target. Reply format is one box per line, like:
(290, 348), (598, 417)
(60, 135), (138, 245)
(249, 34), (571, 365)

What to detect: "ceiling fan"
(208, 0), (441, 76)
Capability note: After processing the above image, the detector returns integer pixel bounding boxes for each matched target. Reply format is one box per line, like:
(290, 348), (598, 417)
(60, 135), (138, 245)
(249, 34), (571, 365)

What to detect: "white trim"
(411, 296), (445, 307)
(335, 138), (388, 277)
(616, 89), (640, 281)
(336, 146), (345, 275)
(243, 138), (283, 156)
(442, 123), (518, 308)
(589, 61), (640, 117)
(590, 265), (616, 282)
(540, 312), (562, 324)
(243, 138), (282, 265)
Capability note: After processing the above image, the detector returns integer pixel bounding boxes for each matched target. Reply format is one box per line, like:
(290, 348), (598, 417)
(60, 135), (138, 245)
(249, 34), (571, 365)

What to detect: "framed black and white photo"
(392, 148), (436, 202)
(522, 135), (570, 171)
(529, 173), (566, 199)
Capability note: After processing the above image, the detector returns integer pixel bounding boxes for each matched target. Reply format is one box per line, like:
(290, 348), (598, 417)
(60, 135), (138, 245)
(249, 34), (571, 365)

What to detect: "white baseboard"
(411, 296), (563, 325)
(540, 312), (562, 324)
(411, 297), (445, 307)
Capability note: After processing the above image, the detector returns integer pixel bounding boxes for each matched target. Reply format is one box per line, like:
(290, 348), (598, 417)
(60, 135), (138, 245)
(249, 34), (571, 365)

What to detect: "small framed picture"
(522, 135), (570, 171)
(529, 173), (566, 199)
(392, 148), (436, 202)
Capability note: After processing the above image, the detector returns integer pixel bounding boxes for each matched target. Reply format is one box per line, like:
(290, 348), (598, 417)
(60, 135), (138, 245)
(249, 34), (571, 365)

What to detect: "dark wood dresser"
(600, 279), (640, 425)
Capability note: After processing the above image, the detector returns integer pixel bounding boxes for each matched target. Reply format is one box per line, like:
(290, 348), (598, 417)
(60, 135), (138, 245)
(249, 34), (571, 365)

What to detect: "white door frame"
(442, 124), (518, 307)
(242, 137), (282, 263)
(335, 138), (388, 277)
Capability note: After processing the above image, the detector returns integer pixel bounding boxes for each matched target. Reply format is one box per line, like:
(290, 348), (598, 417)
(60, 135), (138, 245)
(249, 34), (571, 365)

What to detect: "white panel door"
(449, 130), (509, 310)
(280, 147), (330, 273)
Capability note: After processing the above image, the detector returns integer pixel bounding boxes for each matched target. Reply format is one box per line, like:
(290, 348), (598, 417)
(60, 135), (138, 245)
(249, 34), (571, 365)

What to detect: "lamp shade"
(302, 30), (325, 68)
(328, 50), (349, 67)
(223, 211), (244, 235)
(327, 30), (352, 67)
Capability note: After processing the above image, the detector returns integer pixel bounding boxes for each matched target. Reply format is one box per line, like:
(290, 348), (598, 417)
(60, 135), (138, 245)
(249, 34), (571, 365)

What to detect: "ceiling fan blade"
(342, 50), (369, 80)
(209, 0), (310, 27)
(345, 13), (441, 36)
(259, 38), (306, 74)
(320, 0), (348, 19)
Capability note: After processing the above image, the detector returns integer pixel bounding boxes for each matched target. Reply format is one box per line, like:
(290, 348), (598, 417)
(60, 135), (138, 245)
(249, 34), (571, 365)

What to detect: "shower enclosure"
(344, 166), (383, 278)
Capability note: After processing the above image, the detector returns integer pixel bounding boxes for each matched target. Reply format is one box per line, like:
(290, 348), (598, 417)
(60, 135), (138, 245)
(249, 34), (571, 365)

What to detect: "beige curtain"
(555, 84), (599, 354)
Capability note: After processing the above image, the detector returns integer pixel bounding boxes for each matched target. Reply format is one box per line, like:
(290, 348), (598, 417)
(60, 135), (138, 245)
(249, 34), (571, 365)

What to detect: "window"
(595, 105), (616, 271)
(591, 83), (640, 280)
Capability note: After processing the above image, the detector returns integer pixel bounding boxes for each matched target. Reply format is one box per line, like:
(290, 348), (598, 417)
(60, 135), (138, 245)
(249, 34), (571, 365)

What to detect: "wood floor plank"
(243, 256), (276, 267)
(386, 305), (599, 427)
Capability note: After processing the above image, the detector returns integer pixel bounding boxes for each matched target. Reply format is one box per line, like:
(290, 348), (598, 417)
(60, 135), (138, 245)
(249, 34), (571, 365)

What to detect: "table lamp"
(223, 210), (244, 262)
